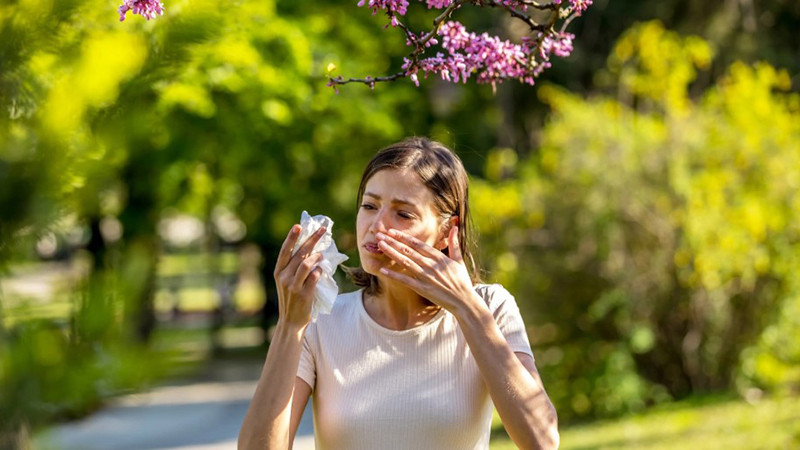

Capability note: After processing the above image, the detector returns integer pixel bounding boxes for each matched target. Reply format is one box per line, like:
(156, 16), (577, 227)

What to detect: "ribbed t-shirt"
(296, 283), (533, 450)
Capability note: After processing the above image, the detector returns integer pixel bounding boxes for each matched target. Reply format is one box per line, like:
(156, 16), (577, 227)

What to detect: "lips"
(364, 243), (383, 254)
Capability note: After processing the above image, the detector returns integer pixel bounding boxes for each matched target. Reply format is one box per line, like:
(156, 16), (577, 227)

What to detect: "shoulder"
(473, 284), (532, 353)
(473, 283), (518, 311)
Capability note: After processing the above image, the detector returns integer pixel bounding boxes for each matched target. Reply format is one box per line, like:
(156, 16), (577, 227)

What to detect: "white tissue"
(291, 211), (349, 320)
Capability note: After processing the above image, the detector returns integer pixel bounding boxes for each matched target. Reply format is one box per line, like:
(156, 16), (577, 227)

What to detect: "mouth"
(364, 243), (383, 254)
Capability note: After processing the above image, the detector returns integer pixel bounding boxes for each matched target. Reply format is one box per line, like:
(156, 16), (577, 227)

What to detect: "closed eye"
(360, 203), (376, 210)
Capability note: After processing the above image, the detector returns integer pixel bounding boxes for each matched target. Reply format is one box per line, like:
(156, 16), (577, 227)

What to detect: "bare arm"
(289, 378), (312, 443)
(238, 225), (324, 450)
(238, 325), (311, 449)
(455, 300), (559, 449)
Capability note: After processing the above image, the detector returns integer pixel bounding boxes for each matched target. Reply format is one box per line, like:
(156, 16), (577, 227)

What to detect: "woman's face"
(356, 168), (445, 276)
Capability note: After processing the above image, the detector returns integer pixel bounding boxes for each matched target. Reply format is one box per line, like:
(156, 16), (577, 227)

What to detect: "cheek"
(355, 218), (365, 241)
(402, 223), (440, 246)
(356, 212), (372, 242)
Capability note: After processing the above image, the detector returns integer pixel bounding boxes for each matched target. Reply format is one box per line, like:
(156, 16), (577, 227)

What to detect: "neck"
(363, 277), (441, 330)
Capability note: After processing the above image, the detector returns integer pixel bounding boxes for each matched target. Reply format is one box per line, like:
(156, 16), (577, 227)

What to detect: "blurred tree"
(0, 0), (424, 440)
(123, 0), (424, 334)
(1, 0), (429, 340)
(448, 0), (800, 156)
(472, 21), (800, 420)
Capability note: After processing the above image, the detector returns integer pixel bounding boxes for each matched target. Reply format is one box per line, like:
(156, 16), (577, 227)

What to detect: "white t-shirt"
(296, 283), (533, 450)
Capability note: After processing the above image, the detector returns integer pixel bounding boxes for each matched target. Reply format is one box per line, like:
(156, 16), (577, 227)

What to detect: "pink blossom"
(404, 21), (541, 86)
(118, 0), (164, 21)
(357, 0), (409, 16)
(540, 32), (574, 59)
(553, 0), (593, 15)
(425, 0), (452, 7)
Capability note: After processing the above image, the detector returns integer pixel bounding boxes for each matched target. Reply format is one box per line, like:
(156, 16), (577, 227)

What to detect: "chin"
(357, 251), (382, 276)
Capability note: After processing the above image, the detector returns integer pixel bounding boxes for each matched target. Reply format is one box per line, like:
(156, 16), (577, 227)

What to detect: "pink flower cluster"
(118, 0), (164, 21)
(357, 0), (409, 26)
(554, 0), (592, 15)
(403, 21), (575, 87)
(425, 0), (453, 7)
(540, 31), (574, 58)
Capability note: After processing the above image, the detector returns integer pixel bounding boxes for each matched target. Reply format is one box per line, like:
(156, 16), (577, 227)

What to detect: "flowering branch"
(328, 0), (591, 90)
(118, 0), (164, 21)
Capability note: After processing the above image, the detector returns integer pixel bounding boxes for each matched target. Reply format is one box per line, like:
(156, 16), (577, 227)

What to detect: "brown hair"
(345, 137), (481, 295)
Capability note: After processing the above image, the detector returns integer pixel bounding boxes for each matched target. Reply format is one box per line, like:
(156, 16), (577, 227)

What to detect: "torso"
(298, 284), (532, 450)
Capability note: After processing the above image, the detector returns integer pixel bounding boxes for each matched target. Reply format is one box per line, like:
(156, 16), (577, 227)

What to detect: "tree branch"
(327, 72), (406, 87)
(485, 0), (551, 32)
(330, 0), (587, 89)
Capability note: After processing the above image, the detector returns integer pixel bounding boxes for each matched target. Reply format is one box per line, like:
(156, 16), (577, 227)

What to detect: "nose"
(369, 207), (391, 235)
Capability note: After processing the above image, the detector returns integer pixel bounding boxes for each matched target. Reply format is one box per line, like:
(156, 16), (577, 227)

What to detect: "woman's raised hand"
(375, 226), (480, 315)
(273, 225), (326, 328)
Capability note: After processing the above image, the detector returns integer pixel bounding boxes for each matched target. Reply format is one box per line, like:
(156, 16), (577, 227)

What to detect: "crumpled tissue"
(292, 211), (349, 320)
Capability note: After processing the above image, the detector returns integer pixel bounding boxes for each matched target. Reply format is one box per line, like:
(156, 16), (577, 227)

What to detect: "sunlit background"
(2, 0), (799, 448)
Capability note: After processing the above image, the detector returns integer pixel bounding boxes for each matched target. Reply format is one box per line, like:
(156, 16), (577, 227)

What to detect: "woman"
(239, 138), (559, 450)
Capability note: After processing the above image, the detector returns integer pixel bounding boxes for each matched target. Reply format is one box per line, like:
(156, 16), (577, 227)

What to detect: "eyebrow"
(363, 192), (417, 207)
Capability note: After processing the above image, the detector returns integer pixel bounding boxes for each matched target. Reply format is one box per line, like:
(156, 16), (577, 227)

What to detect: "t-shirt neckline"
(357, 288), (447, 336)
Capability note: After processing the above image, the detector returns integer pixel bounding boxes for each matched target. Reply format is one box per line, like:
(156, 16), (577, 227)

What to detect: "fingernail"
(292, 225), (300, 234)
(376, 232), (386, 240)
(388, 229), (398, 236)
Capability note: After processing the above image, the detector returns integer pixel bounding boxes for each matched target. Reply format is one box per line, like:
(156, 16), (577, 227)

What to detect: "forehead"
(363, 168), (437, 208)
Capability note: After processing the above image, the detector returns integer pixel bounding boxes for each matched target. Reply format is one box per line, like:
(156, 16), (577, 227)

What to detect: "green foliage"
(0, 0), (430, 437)
(473, 21), (800, 420)
(0, 284), (174, 443)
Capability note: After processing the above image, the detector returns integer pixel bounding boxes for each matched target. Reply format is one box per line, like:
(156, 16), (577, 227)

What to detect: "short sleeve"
(297, 324), (317, 390)
(477, 284), (534, 359)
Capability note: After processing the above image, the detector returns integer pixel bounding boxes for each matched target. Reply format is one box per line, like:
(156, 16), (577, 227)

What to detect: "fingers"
(284, 226), (327, 275)
(377, 235), (426, 276)
(379, 266), (422, 291)
(386, 229), (441, 259)
(301, 267), (324, 295)
(275, 225), (301, 275)
(291, 253), (323, 293)
(295, 226), (327, 258)
(449, 226), (463, 263)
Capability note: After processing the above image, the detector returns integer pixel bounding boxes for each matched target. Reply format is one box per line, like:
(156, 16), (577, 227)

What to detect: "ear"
(435, 216), (459, 250)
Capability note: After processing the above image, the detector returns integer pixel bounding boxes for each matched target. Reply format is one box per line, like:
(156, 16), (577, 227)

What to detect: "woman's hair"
(346, 137), (481, 295)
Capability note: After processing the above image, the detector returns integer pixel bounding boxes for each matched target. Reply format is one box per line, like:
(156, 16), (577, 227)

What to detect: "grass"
(490, 394), (800, 449)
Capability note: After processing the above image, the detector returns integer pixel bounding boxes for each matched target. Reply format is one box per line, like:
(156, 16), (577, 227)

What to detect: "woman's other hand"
(273, 225), (326, 327)
(375, 226), (480, 315)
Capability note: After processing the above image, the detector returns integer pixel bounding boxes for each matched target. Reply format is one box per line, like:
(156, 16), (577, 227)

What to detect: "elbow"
(529, 403), (559, 450)
(542, 402), (560, 449)
(238, 427), (290, 450)
(515, 423), (559, 450)
(237, 431), (254, 450)
(544, 405), (560, 449)
(237, 425), (264, 450)
(544, 424), (560, 450)
(526, 420), (559, 450)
